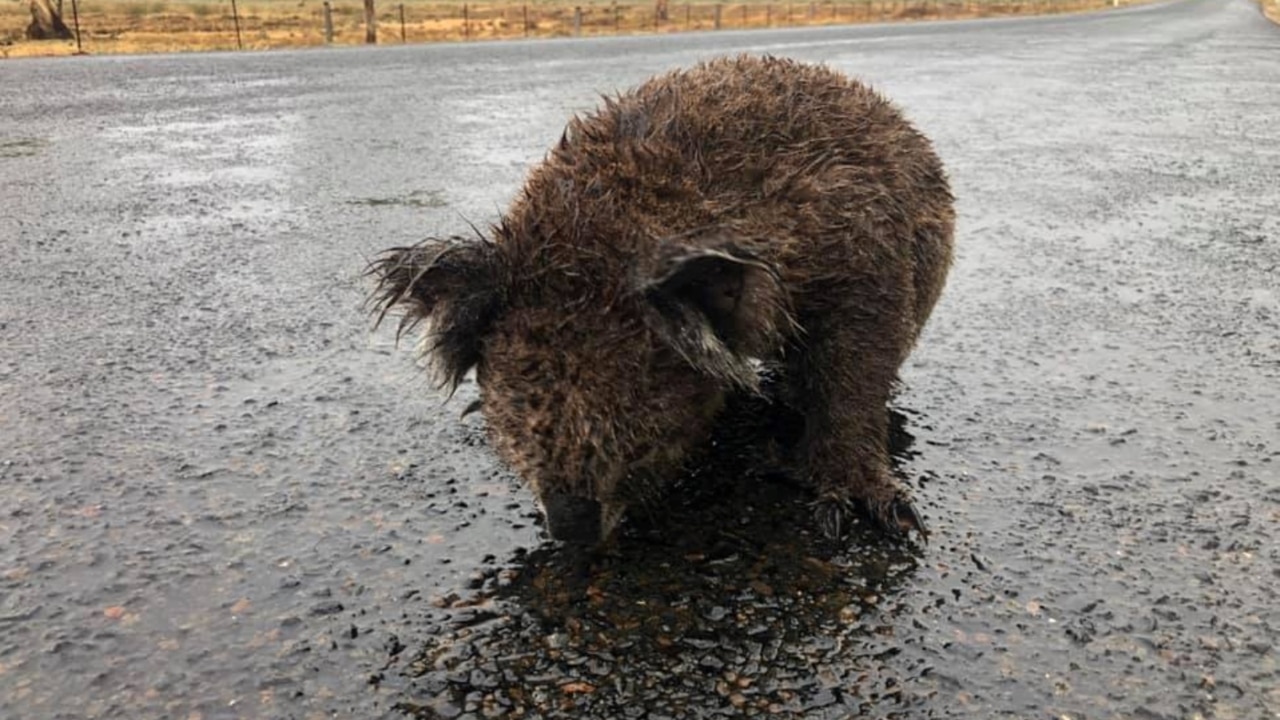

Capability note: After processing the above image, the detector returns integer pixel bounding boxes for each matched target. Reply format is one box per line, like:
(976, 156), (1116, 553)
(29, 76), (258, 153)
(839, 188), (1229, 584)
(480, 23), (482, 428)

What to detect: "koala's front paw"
(812, 491), (856, 540)
(813, 484), (929, 543)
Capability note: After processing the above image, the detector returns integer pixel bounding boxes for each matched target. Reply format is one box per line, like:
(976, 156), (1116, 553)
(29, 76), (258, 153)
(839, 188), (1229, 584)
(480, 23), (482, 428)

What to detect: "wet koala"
(369, 55), (954, 545)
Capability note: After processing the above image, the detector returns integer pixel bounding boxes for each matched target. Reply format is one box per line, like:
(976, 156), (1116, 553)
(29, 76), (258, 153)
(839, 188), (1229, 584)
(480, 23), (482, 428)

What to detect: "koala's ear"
(367, 236), (503, 394)
(642, 238), (792, 389)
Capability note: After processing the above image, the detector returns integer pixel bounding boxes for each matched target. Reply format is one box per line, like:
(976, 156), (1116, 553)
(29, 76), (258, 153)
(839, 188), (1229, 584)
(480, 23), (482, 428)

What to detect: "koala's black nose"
(543, 494), (602, 545)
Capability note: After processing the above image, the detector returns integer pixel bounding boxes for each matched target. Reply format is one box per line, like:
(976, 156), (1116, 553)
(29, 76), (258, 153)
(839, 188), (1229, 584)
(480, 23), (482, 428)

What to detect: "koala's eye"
(504, 389), (545, 413)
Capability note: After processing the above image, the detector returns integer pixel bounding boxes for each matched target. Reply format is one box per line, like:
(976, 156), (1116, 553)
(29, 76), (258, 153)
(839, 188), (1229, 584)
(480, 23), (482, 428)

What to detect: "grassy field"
(2, 0), (1134, 57)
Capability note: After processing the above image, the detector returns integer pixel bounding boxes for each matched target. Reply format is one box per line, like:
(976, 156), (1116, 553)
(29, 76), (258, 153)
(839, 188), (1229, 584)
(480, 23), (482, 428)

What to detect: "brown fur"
(370, 55), (954, 542)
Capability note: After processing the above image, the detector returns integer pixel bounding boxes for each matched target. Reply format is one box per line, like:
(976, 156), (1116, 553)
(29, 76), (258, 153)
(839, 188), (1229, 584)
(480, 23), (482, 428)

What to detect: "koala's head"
(369, 229), (789, 544)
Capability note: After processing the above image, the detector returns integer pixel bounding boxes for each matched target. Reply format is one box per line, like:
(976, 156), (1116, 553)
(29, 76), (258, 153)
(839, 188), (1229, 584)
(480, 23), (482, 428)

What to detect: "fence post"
(363, 0), (376, 42)
(399, 3), (405, 41)
(69, 0), (82, 52)
(765, 4), (770, 23)
(614, 2), (620, 31)
(523, 4), (529, 35)
(714, 3), (721, 27)
(685, 3), (691, 26)
(573, 6), (581, 34)
(463, 3), (469, 39)
(322, 0), (333, 42)
(230, 0), (243, 48)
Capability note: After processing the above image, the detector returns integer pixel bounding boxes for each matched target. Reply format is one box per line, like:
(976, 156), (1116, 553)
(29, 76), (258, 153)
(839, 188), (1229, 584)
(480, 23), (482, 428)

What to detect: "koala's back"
(511, 54), (954, 345)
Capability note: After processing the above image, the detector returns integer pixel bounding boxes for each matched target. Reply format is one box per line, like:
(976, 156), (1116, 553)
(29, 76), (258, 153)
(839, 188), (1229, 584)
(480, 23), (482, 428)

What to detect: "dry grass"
(2, 0), (1139, 58)
(1261, 0), (1279, 23)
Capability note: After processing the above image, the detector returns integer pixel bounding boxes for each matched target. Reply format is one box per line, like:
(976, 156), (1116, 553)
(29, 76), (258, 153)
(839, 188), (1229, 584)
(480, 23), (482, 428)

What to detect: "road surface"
(1, 1), (1277, 717)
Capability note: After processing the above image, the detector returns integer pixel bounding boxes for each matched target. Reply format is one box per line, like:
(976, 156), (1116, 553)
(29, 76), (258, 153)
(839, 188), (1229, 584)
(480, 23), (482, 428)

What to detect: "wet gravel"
(2, 0), (1278, 717)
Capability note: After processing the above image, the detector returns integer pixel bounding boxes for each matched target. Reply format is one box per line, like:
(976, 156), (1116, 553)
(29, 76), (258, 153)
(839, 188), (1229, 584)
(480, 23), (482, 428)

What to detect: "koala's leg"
(787, 315), (926, 541)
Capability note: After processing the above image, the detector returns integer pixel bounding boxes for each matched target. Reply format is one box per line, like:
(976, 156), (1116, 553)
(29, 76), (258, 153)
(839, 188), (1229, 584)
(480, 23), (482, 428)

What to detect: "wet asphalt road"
(2, 1), (1279, 717)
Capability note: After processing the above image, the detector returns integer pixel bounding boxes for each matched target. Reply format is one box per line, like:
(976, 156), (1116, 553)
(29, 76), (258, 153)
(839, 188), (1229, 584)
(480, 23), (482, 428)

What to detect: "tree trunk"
(27, 0), (74, 39)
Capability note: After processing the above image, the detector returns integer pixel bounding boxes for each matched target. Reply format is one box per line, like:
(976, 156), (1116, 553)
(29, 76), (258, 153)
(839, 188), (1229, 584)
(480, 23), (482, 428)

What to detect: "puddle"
(378, 391), (931, 719)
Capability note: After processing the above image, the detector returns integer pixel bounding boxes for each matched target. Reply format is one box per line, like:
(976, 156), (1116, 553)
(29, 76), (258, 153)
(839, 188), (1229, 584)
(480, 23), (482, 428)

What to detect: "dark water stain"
(349, 189), (451, 209)
(0, 137), (48, 158)
(377, 388), (931, 719)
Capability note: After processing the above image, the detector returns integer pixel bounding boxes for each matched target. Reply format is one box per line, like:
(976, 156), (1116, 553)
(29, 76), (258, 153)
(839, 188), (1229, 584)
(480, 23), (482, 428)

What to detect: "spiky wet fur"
(369, 55), (954, 542)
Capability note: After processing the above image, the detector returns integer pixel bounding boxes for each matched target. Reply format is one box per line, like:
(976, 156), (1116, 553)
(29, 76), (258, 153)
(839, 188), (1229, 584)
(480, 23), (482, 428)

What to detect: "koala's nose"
(542, 494), (602, 545)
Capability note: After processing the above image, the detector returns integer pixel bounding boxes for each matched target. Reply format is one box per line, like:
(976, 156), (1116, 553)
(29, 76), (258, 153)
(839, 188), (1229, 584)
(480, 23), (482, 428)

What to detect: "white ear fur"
(642, 240), (793, 389)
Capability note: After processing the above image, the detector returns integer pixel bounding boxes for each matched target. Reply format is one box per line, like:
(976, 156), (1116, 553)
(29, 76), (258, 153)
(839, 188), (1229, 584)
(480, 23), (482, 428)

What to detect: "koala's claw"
(813, 494), (855, 540)
(872, 493), (929, 544)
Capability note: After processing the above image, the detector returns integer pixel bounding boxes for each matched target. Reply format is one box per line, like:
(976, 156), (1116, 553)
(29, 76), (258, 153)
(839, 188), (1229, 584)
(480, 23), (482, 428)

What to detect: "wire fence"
(2, 0), (1128, 55)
